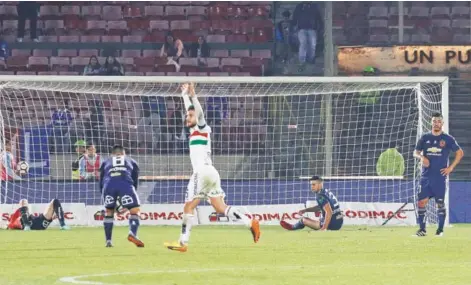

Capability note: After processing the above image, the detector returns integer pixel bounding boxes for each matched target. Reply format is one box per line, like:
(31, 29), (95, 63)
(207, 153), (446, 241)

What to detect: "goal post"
(0, 75), (449, 226)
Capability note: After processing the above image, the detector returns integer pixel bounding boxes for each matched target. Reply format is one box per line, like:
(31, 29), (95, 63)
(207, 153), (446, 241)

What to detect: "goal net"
(0, 76), (448, 226)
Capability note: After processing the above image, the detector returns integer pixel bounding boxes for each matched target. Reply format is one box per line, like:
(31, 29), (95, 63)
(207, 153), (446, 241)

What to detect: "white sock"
(225, 206), (251, 227)
(179, 214), (194, 245)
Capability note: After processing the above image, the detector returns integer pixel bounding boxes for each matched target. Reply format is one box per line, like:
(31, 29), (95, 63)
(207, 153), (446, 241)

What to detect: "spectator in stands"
(17, 1), (40, 42)
(376, 144), (405, 177)
(103, 56), (124, 76)
(72, 139), (86, 180)
(79, 142), (101, 181)
(0, 37), (8, 61)
(190, 36), (210, 66)
(160, 32), (184, 72)
(51, 103), (73, 153)
(357, 66), (380, 136)
(276, 10), (296, 63)
(293, 2), (322, 66)
(83, 56), (102, 76)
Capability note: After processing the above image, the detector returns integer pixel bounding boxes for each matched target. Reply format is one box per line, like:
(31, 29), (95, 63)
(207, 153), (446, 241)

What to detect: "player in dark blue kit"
(100, 145), (144, 247)
(414, 113), (464, 237)
(280, 176), (343, 231)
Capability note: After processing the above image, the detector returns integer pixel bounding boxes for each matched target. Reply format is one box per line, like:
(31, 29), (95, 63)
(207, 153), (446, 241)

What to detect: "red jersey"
(7, 209), (23, 230)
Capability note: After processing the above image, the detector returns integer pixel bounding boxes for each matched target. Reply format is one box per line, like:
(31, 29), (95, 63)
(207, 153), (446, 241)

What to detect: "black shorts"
(30, 214), (52, 230)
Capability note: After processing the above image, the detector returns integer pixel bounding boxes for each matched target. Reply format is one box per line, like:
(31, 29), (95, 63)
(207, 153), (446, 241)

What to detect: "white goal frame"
(0, 75), (449, 225)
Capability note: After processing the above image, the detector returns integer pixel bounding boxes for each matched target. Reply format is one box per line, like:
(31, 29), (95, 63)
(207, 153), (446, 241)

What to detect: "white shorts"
(186, 165), (226, 202)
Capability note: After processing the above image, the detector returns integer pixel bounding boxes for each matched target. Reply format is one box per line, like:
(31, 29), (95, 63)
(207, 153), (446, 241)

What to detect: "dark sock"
(104, 215), (114, 242)
(53, 199), (66, 227)
(129, 214), (140, 236)
(292, 219), (305, 230)
(418, 207), (426, 231)
(437, 208), (446, 231)
(19, 206), (31, 228)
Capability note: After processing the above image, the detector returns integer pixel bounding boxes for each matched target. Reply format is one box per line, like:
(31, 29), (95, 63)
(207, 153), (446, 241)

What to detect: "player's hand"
(180, 83), (189, 94)
(440, 165), (454, 176)
(421, 156), (430, 168)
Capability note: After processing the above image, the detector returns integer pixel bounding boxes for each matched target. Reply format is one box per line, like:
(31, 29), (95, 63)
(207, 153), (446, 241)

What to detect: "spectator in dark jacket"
(190, 36), (210, 66)
(83, 56), (102, 75)
(276, 10), (296, 63)
(103, 56), (124, 76)
(17, 1), (40, 42)
(293, 2), (322, 65)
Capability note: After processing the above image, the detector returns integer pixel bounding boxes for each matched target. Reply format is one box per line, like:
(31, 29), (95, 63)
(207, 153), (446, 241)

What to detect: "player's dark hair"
(86, 141), (95, 149)
(111, 145), (125, 154)
(432, 112), (443, 118)
(309, 176), (323, 182)
(187, 105), (195, 111)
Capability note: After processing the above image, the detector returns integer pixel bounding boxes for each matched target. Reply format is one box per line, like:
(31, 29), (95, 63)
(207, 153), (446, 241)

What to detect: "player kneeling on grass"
(280, 176), (343, 231)
(100, 145), (143, 248)
(7, 198), (70, 231)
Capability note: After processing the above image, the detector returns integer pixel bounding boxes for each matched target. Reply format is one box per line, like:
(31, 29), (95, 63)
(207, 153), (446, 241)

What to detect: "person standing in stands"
(293, 2), (321, 66)
(160, 32), (184, 72)
(79, 142), (101, 181)
(72, 139), (86, 180)
(17, 1), (40, 42)
(276, 10), (295, 63)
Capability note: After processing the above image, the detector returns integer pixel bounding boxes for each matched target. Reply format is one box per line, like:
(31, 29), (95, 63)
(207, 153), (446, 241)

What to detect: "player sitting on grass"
(414, 112), (464, 237)
(164, 82), (260, 253)
(7, 198), (70, 230)
(280, 176), (343, 231)
(100, 145), (143, 248)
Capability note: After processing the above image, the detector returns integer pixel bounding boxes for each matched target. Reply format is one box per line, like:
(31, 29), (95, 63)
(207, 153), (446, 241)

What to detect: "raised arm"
(181, 83), (206, 127)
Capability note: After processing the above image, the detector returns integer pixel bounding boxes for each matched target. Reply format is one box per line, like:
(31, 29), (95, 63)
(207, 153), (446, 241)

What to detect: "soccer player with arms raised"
(164, 82), (260, 252)
(414, 113), (464, 237)
(100, 145), (143, 247)
(280, 176), (343, 231)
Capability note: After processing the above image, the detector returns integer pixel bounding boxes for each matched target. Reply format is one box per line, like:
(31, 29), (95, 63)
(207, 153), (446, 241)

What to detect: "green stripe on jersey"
(189, 140), (208, 146)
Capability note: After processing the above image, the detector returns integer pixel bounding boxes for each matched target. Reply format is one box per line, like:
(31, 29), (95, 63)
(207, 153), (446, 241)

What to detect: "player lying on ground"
(164, 83), (261, 252)
(413, 112), (464, 237)
(7, 198), (70, 230)
(100, 145), (144, 247)
(280, 176), (343, 231)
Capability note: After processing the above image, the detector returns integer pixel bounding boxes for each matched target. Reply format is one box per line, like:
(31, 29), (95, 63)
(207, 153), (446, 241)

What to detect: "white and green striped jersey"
(189, 124), (213, 170)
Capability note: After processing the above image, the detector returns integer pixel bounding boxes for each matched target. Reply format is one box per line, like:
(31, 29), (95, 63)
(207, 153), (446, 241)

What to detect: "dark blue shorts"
(418, 179), (446, 201)
(103, 185), (140, 210)
(321, 215), (343, 231)
(30, 214), (52, 230)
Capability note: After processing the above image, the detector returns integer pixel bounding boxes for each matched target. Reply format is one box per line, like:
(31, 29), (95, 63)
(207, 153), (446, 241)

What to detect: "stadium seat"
(81, 6), (102, 20)
(369, 34), (389, 44)
(79, 49), (99, 57)
(0, 71), (14, 75)
(33, 49), (53, 57)
(127, 19), (149, 32)
(210, 49), (229, 58)
(251, 49), (271, 59)
(228, 6), (248, 19)
(38, 71), (59, 76)
(453, 33), (470, 43)
(156, 65), (177, 72)
(221, 58), (241, 73)
(209, 5), (227, 20)
(71, 57), (90, 72)
(144, 6), (164, 19)
(227, 34), (247, 43)
(2, 20), (17, 34)
(59, 71), (80, 75)
(28, 57), (50, 72)
(103, 5), (123, 20)
(102, 35), (122, 42)
(233, 20), (250, 35)
(61, 5), (81, 20)
(145, 72), (166, 76)
(187, 6), (207, 20)
(451, 6), (470, 19)
(124, 6), (142, 18)
(213, 20), (233, 35)
(142, 49), (160, 57)
(108, 20), (128, 36)
(167, 72), (187, 76)
(38, 35), (58, 42)
(206, 35), (225, 43)
(122, 50), (142, 57)
(247, 6), (270, 19)
(39, 5), (60, 20)
(135, 57), (156, 72)
(210, 72), (229, 76)
(230, 49), (250, 58)
(143, 33), (165, 43)
(58, 49), (78, 57)
(123, 35), (144, 43)
(87, 20), (107, 35)
(65, 19), (87, 34)
(188, 72), (208, 76)
(368, 6), (388, 19)
(165, 6), (186, 20)
(126, 71), (145, 76)
(409, 6), (430, 19)
(0, 5), (18, 20)
(80, 35), (101, 42)
(431, 6), (450, 19)
(50, 57), (71, 72)
(170, 20), (190, 30)
(149, 20), (169, 31)
(59, 35), (80, 43)
(11, 49), (31, 56)
(117, 57), (134, 70)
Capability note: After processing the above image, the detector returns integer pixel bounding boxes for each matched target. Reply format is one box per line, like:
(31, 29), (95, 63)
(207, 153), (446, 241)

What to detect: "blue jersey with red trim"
(316, 188), (342, 219)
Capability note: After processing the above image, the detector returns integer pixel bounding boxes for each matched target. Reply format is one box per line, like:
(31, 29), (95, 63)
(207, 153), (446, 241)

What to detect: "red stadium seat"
(368, 6), (388, 19)
(165, 6), (186, 20)
(79, 49), (99, 57)
(230, 49), (250, 58)
(210, 72), (229, 76)
(241, 66), (262, 76)
(227, 6), (248, 19)
(247, 6), (269, 19)
(142, 50), (160, 57)
(44, 20), (65, 35)
(431, 6), (450, 19)
(59, 35), (80, 43)
(144, 6), (164, 19)
(143, 33), (166, 43)
(38, 35), (58, 42)
(2, 20), (17, 34)
(227, 34), (247, 43)
(102, 35), (122, 42)
(11, 49), (31, 57)
(167, 72), (187, 76)
(59, 71), (80, 76)
(38, 71), (59, 75)
(208, 5), (228, 20)
(71, 57), (90, 72)
(81, 6), (102, 20)
(58, 49), (78, 57)
(135, 57), (157, 70)
(50, 57), (71, 72)
(33, 49), (53, 57)
(61, 5), (80, 19)
(124, 6), (142, 18)
(210, 49), (229, 58)
(80, 35), (101, 43)
(122, 50), (142, 57)
(0, 5), (18, 20)
(28, 57), (49, 72)
(251, 49), (271, 59)
(188, 72), (208, 76)
(127, 19), (149, 31)
(65, 19), (87, 34)
(206, 35), (226, 43)
(40, 5), (60, 20)
(170, 20), (190, 30)
(123, 35), (143, 43)
(187, 6), (207, 20)
(108, 21), (128, 36)
(156, 65), (176, 72)
(103, 6), (123, 20)
(221, 58), (241, 73)
(145, 72), (166, 76)
(451, 6), (470, 19)
(149, 20), (169, 31)
(87, 20), (107, 35)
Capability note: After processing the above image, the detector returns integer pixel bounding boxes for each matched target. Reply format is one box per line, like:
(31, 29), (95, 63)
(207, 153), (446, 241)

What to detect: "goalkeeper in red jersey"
(7, 198), (70, 231)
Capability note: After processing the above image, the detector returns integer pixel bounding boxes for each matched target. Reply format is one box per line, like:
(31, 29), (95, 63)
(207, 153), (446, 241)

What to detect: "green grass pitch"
(1, 225), (471, 285)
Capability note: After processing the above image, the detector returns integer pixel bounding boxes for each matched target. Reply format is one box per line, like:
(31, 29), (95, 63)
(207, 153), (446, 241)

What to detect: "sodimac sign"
(337, 45), (471, 73)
